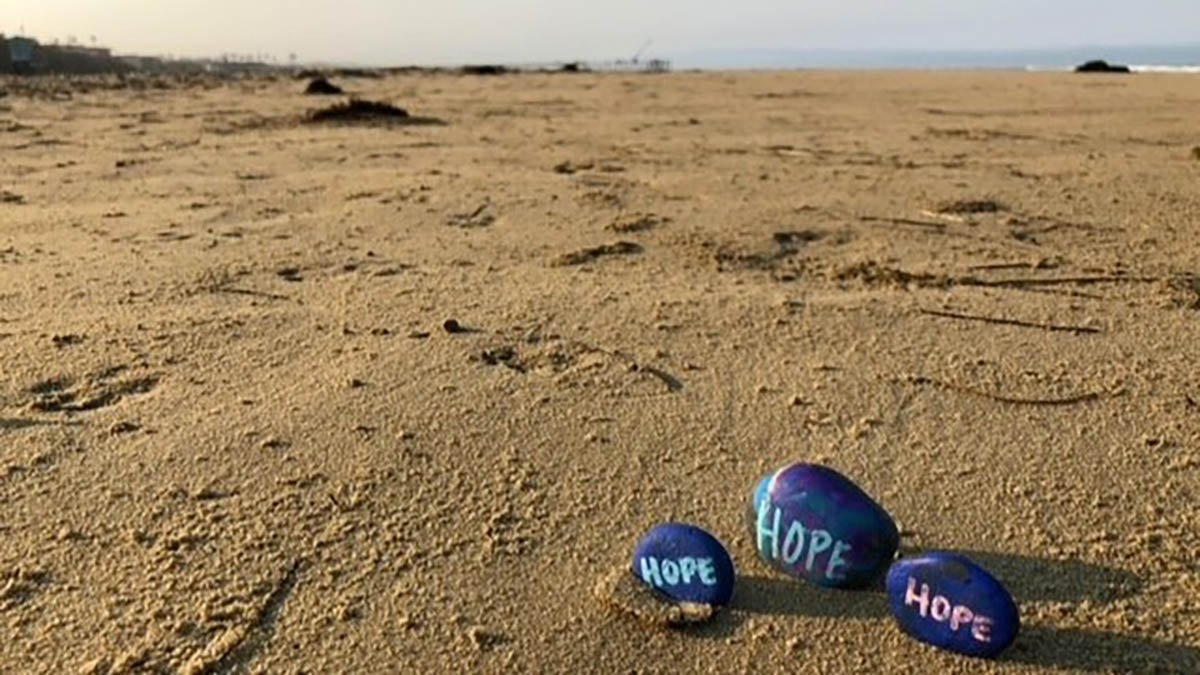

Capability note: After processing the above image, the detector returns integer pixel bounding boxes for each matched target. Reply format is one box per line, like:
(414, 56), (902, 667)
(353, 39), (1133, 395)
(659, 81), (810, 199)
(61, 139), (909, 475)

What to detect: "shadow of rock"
(731, 574), (888, 620)
(951, 549), (1143, 605)
(1006, 626), (1200, 672)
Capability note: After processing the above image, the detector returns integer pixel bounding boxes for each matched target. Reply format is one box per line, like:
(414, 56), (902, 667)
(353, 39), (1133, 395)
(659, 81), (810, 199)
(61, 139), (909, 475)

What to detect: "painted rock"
(749, 463), (899, 588)
(632, 523), (735, 607)
(886, 552), (1020, 658)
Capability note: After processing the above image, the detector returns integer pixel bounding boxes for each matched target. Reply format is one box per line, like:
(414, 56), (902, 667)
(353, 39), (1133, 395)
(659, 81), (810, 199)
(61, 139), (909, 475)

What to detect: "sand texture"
(2, 69), (1200, 673)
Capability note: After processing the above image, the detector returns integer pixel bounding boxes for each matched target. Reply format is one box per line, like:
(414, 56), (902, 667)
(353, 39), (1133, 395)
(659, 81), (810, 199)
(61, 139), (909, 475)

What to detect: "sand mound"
(593, 567), (716, 627)
(303, 77), (343, 95)
(306, 99), (444, 126)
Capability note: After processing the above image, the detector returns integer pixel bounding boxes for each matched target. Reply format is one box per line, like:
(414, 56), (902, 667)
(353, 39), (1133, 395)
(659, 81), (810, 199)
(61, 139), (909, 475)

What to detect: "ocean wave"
(1024, 64), (1199, 73)
(1128, 64), (1200, 73)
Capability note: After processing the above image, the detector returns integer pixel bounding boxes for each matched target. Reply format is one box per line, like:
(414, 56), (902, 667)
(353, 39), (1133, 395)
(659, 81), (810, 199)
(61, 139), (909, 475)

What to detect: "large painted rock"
(632, 523), (735, 606)
(749, 463), (899, 588)
(886, 552), (1020, 658)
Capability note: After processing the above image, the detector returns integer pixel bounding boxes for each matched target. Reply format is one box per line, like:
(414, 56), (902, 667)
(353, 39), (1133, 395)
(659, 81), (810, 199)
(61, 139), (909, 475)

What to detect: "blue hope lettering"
(638, 556), (719, 588)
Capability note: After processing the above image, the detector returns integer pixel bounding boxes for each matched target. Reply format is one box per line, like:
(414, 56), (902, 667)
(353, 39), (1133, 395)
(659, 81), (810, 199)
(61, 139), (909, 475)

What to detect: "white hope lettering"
(756, 502), (852, 580)
(903, 576), (994, 643)
(639, 556), (719, 588)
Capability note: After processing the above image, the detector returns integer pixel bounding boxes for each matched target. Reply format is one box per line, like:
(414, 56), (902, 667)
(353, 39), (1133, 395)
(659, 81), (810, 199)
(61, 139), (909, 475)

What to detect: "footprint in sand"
(26, 368), (160, 414)
(550, 241), (642, 267)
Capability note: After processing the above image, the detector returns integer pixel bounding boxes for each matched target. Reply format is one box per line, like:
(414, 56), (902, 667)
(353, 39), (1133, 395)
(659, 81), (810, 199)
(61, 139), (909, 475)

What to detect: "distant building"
(60, 45), (112, 59)
(644, 58), (671, 73)
(7, 36), (37, 74)
(120, 55), (164, 70)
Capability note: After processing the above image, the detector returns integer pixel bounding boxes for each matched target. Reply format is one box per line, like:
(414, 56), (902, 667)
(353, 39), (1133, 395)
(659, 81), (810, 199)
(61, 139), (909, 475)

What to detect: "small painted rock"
(749, 463), (899, 588)
(886, 552), (1020, 658)
(632, 523), (735, 607)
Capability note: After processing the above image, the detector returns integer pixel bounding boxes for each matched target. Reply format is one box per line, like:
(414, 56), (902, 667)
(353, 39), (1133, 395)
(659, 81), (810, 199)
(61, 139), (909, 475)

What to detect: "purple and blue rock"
(632, 522), (735, 607)
(886, 552), (1020, 658)
(749, 463), (899, 588)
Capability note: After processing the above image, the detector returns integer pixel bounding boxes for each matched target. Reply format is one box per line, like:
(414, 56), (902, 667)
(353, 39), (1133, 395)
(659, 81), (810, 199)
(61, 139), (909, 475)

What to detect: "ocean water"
(672, 44), (1200, 72)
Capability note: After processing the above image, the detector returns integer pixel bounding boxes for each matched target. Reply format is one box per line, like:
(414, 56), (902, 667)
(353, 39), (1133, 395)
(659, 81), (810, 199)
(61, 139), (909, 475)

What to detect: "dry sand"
(2, 69), (1200, 673)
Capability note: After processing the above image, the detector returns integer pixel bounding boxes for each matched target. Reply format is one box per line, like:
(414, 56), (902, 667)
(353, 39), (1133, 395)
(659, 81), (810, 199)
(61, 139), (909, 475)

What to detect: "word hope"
(638, 556), (719, 588)
(755, 502), (852, 580)
(904, 577), (994, 642)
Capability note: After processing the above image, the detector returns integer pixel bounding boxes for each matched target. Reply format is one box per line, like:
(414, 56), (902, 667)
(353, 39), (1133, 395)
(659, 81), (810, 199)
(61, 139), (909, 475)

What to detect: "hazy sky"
(4, 1), (1199, 64)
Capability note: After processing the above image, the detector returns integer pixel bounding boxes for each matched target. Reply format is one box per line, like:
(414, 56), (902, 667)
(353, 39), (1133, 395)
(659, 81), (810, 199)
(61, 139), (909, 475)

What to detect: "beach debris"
(632, 523), (735, 608)
(607, 213), (669, 233)
(276, 266), (302, 282)
(1075, 59), (1131, 73)
(936, 198), (1007, 215)
(903, 375), (1107, 406)
(1, 190), (24, 204)
(886, 552), (1020, 658)
(467, 626), (510, 651)
(304, 77), (343, 95)
(749, 464), (899, 589)
(307, 99), (444, 126)
(448, 202), (496, 228)
(917, 307), (1102, 334)
(553, 160), (594, 175)
(442, 319), (466, 334)
(51, 333), (85, 348)
(637, 364), (684, 392)
(549, 241), (642, 267)
(478, 345), (523, 371)
(109, 421), (141, 435)
(478, 345), (511, 363)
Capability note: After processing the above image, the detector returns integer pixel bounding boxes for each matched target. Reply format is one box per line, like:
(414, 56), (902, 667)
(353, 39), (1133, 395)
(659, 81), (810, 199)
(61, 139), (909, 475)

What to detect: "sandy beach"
(2, 68), (1200, 673)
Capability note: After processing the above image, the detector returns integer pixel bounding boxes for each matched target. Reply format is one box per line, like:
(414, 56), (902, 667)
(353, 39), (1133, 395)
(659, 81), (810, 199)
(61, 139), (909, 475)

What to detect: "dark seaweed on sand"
(461, 64), (507, 75)
(307, 99), (444, 126)
(937, 198), (1008, 214)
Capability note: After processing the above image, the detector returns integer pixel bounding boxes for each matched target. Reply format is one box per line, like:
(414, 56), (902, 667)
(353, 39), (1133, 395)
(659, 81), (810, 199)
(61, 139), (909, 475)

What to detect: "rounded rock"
(749, 463), (899, 588)
(631, 523), (735, 607)
(886, 551), (1020, 658)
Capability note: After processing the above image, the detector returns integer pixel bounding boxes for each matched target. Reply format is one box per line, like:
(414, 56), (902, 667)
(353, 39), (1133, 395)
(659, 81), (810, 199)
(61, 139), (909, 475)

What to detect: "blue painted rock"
(886, 552), (1020, 658)
(749, 463), (899, 588)
(632, 523), (735, 606)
